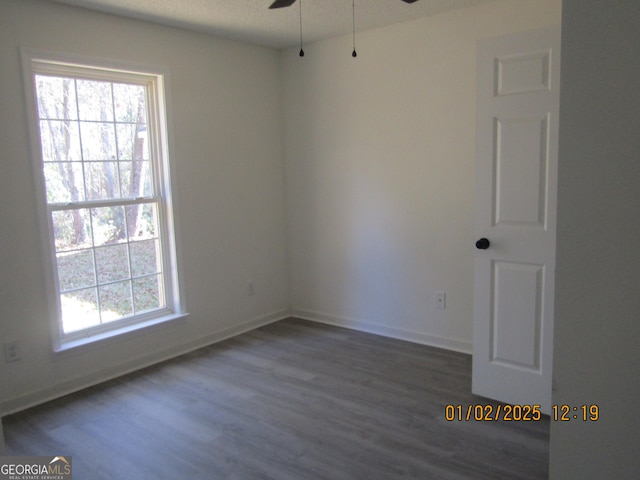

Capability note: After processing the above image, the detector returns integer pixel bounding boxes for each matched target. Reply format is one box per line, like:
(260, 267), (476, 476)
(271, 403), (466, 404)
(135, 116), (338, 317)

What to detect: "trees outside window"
(24, 51), (184, 347)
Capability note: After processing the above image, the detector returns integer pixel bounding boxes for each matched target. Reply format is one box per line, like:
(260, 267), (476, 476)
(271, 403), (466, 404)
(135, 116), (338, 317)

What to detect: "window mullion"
(24, 48), (184, 346)
(48, 196), (158, 211)
(87, 206), (100, 325)
(110, 81), (123, 201)
(73, 78), (88, 203)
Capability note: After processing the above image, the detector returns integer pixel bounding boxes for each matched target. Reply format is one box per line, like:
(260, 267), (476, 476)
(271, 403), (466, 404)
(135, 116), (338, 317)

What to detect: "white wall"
(0, 0), (290, 413)
(550, 1), (640, 477)
(282, 0), (561, 352)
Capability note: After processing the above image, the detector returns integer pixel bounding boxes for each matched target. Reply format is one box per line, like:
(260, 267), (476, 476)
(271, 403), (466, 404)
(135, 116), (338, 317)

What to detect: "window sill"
(54, 312), (189, 355)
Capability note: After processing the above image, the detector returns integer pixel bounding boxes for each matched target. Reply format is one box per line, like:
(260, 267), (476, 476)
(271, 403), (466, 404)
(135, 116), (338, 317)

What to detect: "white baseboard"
(292, 308), (472, 355)
(0, 419), (4, 455)
(1, 309), (290, 416)
(2, 308), (470, 417)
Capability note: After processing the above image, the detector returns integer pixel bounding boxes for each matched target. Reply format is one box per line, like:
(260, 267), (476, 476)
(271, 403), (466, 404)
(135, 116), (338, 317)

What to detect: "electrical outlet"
(247, 281), (255, 296)
(3, 341), (20, 363)
(436, 291), (446, 310)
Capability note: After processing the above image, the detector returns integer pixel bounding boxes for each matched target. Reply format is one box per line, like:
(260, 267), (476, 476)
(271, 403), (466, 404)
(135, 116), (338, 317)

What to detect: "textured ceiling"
(48, 0), (497, 49)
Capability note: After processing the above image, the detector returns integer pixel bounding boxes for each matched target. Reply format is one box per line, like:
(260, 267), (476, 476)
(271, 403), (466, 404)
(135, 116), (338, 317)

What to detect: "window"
(23, 50), (185, 349)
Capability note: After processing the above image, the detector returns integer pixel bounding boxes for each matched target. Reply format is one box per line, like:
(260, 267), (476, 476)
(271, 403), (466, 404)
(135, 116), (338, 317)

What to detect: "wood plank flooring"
(3, 318), (549, 479)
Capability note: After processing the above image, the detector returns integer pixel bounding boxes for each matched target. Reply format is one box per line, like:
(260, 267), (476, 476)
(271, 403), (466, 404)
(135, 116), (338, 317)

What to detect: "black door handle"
(475, 238), (490, 250)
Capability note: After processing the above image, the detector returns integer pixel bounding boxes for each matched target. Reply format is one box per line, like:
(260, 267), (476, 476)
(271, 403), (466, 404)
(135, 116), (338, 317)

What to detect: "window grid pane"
(56, 249), (96, 292)
(36, 75), (152, 204)
(49, 200), (163, 331)
(35, 72), (169, 335)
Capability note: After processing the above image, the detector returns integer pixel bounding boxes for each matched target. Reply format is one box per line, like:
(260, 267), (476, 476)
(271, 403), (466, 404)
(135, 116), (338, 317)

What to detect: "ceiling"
(48, 0), (497, 50)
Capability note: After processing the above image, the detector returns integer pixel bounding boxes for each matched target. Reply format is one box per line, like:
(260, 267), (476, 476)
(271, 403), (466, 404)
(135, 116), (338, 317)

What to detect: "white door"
(472, 26), (560, 414)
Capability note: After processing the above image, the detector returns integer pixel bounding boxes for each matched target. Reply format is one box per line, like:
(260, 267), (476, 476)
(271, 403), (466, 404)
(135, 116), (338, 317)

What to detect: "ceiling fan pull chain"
(269, 0), (418, 54)
(352, 0), (357, 57)
(299, 0), (305, 57)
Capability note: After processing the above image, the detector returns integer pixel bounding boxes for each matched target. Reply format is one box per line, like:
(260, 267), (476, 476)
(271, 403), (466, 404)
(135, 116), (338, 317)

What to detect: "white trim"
(21, 48), (62, 353)
(0, 418), (4, 455)
(1, 309), (290, 416)
(54, 312), (189, 353)
(21, 47), (170, 82)
(20, 47), (186, 350)
(292, 308), (472, 354)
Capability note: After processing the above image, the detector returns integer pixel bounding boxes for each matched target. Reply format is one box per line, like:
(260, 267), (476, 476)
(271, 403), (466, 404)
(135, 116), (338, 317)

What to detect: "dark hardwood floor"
(3, 318), (549, 479)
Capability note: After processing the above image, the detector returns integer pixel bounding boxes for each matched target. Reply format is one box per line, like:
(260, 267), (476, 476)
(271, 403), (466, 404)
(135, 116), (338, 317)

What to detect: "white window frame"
(22, 49), (187, 351)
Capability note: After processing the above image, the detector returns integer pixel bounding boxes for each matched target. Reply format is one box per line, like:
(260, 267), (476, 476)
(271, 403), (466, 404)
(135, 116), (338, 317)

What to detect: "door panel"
(473, 26), (560, 414)
(492, 261), (543, 370)
(495, 51), (551, 96)
(494, 115), (549, 227)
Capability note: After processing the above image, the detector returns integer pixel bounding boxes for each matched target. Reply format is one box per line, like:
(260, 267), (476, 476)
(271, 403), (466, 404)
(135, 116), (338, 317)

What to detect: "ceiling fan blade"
(269, 0), (297, 9)
(269, 0), (415, 8)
